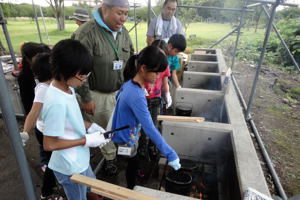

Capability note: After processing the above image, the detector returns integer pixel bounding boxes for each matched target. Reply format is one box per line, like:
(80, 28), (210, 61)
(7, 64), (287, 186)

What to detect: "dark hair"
(123, 46), (168, 82)
(50, 39), (93, 81)
(20, 42), (50, 72)
(168, 34), (186, 52)
(151, 39), (168, 55)
(31, 53), (52, 82)
(163, 0), (178, 7)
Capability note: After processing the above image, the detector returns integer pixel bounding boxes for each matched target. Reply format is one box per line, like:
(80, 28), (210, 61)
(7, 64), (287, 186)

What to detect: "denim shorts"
(53, 166), (95, 200)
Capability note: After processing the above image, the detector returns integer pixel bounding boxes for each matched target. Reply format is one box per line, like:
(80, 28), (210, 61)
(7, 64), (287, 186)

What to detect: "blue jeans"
(53, 166), (95, 200)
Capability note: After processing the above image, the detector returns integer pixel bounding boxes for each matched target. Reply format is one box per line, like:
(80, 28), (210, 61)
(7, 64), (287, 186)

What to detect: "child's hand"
(85, 132), (110, 147)
(165, 92), (172, 108)
(20, 131), (29, 146)
(168, 158), (181, 170)
(87, 123), (105, 134)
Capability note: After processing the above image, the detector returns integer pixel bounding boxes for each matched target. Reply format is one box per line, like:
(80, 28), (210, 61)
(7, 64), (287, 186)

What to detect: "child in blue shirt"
(42, 39), (110, 200)
(167, 34), (186, 88)
(112, 46), (181, 189)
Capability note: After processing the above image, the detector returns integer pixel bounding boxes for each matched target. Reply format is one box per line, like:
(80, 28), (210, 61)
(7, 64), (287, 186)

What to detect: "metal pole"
(262, 5), (300, 71)
(0, 6), (18, 70)
(246, 3), (262, 8)
(31, 0), (43, 43)
(230, 2), (247, 69)
(245, 1), (279, 118)
(209, 25), (243, 48)
(247, 0), (298, 7)
(39, 5), (50, 44)
(177, 5), (254, 12)
(231, 74), (288, 200)
(134, 1), (138, 53)
(128, 20), (141, 33)
(147, 0), (151, 26)
(0, 62), (37, 200)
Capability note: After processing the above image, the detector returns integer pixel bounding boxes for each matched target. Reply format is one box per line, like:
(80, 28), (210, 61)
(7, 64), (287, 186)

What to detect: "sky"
(0, 0), (158, 7)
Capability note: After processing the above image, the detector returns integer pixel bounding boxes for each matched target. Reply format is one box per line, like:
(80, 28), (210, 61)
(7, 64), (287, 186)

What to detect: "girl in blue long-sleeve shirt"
(111, 46), (181, 189)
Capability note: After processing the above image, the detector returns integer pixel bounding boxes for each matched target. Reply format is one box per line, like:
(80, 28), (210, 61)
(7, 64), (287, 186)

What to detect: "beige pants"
(90, 90), (117, 161)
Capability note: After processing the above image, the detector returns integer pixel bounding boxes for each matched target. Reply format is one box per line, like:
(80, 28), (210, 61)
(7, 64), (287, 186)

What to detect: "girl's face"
(67, 72), (91, 88)
(141, 66), (160, 84)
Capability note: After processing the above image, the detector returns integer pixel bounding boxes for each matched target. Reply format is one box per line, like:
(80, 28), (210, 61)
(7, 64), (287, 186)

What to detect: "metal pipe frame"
(230, 2), (248, 70)
(133, 1), (138, 53)
(128, 20), (141, 33)
(231, 74), (288, 200)
(245, 1), (278, 119)
(0, 62), (37, 200)
(147, 0), (151, 26)
(31, 0), (43, 43)
(0, 6), (18, 70)
(247, 0), (299, 7)
(262, 5), (300, 71)
(39, 5), (50, 44)
(178, 5), (254, 12)
(246, 2), (263, 8)
(209, 25), (243, 48)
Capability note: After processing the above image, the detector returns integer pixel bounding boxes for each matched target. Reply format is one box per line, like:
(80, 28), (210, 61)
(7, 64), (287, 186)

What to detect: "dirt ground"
(0, 56), (299, 199)
(231, 59), (300, 197)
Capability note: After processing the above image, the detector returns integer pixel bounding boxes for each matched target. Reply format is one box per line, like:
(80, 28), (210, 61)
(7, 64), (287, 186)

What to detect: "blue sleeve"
(131, 94), (178, 162)
(42, 102), (66, 137)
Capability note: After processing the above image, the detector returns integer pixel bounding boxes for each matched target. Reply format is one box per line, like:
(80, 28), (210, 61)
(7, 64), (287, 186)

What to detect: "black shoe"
(104, 159), (118, 176)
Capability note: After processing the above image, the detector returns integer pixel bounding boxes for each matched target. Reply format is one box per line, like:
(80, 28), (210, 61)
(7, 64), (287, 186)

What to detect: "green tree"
(45, 0), (65, 30)
(177, 0), (201, 33)
(277, 7), (300, 20)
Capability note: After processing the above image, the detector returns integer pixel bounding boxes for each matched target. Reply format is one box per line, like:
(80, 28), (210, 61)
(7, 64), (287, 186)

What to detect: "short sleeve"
(168, 56), (180, 71)
(164, 66), (171, 77)
(34, 85), (48, 103)
(146, 18), (157, 37)
(42, 102), (66, 137)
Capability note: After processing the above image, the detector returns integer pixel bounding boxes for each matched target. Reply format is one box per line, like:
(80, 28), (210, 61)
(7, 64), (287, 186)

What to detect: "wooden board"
(157, 115), (205, 123)
(71, 174), (159, 200)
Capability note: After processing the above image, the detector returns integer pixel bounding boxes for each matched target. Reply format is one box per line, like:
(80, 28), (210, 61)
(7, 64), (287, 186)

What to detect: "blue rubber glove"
(168, 158), (181, 170)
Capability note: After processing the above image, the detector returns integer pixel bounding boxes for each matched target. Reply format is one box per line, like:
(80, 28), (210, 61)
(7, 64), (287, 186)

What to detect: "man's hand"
(82, 101), (96, 115)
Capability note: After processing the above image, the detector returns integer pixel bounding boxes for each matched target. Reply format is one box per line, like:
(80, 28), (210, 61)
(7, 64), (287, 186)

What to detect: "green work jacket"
(74, 18), (134, 102)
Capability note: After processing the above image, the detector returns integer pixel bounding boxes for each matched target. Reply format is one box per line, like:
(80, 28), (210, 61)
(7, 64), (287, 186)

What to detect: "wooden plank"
(91, 188), (127, 200)
(71, 174), (159, 200)
(157, 115), (205, 123)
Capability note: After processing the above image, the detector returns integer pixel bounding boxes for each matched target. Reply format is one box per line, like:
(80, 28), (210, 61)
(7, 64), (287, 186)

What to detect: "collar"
(92, 9), (122, 33)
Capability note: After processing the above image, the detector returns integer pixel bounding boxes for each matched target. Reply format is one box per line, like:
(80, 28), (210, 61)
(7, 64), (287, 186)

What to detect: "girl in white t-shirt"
(20, 52), (61, 199)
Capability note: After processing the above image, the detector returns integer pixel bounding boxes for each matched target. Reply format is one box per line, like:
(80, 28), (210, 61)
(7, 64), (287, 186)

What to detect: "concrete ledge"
(161, 48), (270, 198)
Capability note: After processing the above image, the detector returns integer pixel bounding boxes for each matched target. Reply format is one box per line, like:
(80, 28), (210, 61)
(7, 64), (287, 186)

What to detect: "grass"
(0, 18), (265, 55)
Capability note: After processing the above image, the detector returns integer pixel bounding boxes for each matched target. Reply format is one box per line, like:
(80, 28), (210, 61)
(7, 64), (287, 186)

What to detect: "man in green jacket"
(74, 0), (134, 175)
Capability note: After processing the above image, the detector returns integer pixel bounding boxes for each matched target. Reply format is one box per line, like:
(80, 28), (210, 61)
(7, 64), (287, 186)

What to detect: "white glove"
(85, 131), (110, 148)
(87, 123), (105, 134)
(168, 158), (181, 170)
(20, 131), (29, 146)
(165, 92), (172, 108)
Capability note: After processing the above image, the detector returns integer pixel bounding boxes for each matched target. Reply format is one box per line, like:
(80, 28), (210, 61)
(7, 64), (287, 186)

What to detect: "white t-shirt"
(34, 83), (49, 132)
(42, 84), (89, 175)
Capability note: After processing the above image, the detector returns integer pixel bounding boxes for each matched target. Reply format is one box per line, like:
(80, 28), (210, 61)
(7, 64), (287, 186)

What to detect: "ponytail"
(123, 54), (138, 82)
(123, 46), (167, 82)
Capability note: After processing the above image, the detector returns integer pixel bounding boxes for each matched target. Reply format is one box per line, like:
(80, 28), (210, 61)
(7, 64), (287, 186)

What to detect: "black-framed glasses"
(75, 72), (91, 82)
